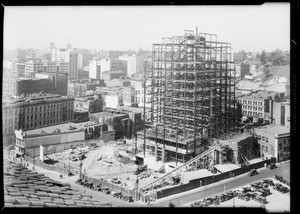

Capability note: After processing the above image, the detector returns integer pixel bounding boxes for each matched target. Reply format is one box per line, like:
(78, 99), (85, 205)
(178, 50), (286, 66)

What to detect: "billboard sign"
(40, 145), (55, 162)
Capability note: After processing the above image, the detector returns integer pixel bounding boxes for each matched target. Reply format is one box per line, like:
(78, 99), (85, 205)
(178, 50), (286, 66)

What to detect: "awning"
(242, 116), (248, 121)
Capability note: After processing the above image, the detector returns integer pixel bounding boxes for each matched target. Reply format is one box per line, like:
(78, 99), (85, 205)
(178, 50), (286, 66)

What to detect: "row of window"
(242, 111), (263, 117)
(241, 100), (263, 106)
(4, 101), (73, 116)
(243, 105), (263, 111)
(25, 110), (72, 122)
(255, 134), (269, 143)
(4, 118), (18, 125)
(3, 126), (16, 135)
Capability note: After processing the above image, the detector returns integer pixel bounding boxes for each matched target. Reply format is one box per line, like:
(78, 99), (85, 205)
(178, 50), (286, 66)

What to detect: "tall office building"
(89, 59), (102, 79)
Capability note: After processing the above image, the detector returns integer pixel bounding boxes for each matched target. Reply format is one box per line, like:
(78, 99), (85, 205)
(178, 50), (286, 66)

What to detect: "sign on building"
(40, 145), (55, 162)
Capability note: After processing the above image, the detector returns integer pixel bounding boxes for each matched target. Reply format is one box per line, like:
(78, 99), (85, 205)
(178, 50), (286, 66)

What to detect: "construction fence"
(81, 174), (144, 201)
(24, 155), (74, 175)
(156, 158), (276, 199)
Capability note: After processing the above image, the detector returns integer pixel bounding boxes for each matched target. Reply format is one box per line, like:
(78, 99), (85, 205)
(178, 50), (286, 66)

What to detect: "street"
(153, 162), (290, 207)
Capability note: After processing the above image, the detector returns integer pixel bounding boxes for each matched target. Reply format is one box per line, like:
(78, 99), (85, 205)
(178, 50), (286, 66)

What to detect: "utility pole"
(176, 125), (178, 167)
(135, 135), (137, 155)
(143, 60), (147, 157)
(33, 148), (35, 171)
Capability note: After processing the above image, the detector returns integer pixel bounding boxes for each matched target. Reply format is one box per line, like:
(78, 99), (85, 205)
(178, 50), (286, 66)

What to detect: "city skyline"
(4, 3), (290, 52)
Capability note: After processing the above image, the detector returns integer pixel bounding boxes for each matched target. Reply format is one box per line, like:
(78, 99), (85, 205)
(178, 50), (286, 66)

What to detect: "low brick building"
(254, 125), (290, 162)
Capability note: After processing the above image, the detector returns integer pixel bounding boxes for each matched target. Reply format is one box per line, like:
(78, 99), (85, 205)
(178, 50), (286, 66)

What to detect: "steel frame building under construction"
(145, 29), (236, 164)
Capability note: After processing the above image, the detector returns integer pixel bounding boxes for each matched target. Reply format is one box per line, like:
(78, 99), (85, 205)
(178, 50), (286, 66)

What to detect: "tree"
(260, 50), (267, 65)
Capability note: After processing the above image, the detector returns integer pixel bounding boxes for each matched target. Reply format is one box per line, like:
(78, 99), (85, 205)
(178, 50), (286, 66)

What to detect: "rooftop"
(3, 94), (72, 107)
(22, 122), (83, 136)
(218, 132), (252, 147)
(238, 90), (278, 100)
(214, 163), (240, 173)
(74, 121), (101, 127)
(255, 125), (290, 135)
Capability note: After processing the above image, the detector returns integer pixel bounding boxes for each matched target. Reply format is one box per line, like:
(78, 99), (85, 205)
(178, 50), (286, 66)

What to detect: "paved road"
(153, 162), (290, 207)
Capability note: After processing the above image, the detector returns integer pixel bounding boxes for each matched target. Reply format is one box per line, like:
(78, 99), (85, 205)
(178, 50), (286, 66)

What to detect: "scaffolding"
(147, 29), (236, 163)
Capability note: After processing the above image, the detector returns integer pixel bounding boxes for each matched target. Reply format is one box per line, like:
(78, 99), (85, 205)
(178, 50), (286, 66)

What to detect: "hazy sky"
(4, 3), (290, 52)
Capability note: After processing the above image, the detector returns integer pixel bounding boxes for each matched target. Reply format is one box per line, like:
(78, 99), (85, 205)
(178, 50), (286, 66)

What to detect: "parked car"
(102, 187), (110, 194)
(267, 163), (277, 170)
(274, 183), (289, 194)
(113, 191), (122, 199)
(275, 175), (283, 182)
(84, 181), (93, 189)
(248, 169), (258, 176)
(263, 179), (275, 186)
(123, 195), (134, 202)
(111, 178), (121, 185)
(93, 184), (102, 191)
(255, 196), (268, 204)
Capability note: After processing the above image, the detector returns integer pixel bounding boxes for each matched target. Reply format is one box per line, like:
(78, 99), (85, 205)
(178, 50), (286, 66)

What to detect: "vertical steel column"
(143, 61), (147, 157)
(162, 44), (167, 163)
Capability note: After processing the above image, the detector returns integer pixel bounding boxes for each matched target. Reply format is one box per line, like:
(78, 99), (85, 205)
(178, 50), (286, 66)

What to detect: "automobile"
(75, 178), (84, 185)
(102, 187), (110, 194)
(242, 187), (252, 193)
(255, 196), (268, 204)
(123, 195), (134, 202)
(274, 184), (289, 194)
(113, 192), (122, 199)
(267, 163), (277, 170)
(248, 169), (258, 176)
(84, 181), (93, 189)
(263, 179), (275, 186)
(111, 178), (121, 185)
(275, 175), (284, 182)
(93, 184), (102, 191)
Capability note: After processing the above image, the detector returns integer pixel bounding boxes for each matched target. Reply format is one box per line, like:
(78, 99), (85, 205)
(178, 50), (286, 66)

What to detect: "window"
(265, 146), (268, 153)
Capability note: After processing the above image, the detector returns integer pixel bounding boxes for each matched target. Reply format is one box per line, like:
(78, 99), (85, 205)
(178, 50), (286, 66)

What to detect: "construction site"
(145, 29), (236, 164)
(15, 29), (269, 203)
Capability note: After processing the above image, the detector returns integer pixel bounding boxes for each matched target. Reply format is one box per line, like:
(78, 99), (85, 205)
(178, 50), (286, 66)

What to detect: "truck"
(133, 164), (147, 175)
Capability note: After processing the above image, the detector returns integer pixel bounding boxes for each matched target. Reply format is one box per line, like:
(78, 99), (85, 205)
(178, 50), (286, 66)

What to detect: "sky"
(4, 3), (290, 52)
